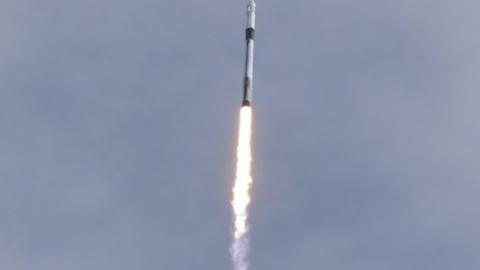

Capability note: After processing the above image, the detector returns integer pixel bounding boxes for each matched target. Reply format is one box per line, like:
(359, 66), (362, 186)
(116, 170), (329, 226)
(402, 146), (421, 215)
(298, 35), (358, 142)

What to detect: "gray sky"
(1, 0), (480, 269)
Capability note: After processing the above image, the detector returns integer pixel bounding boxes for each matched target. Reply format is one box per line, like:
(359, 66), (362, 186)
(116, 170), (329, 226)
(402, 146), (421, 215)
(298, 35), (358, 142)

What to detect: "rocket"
(242, 0), (256, 107)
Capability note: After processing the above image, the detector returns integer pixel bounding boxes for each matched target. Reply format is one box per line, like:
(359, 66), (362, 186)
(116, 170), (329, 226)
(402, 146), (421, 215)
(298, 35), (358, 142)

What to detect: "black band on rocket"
(246, 28), (255, 40)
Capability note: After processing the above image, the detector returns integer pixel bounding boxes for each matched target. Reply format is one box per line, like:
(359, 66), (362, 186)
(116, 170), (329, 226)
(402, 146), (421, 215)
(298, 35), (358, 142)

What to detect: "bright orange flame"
(231, 106), (253, 270)
(232, 106), (253, 240)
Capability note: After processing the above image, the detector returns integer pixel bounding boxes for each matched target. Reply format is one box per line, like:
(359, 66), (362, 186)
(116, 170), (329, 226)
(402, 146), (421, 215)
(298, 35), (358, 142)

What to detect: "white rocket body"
(242, 0), (256, 107)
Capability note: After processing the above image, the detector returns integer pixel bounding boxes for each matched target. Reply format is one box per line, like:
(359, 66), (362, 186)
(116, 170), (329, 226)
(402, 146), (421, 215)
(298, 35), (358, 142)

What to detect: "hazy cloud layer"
(1, 0), (479, 269)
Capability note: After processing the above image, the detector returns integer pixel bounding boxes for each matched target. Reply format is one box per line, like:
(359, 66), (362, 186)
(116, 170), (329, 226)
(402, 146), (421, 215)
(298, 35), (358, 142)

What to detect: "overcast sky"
(1, 0), (480, 269)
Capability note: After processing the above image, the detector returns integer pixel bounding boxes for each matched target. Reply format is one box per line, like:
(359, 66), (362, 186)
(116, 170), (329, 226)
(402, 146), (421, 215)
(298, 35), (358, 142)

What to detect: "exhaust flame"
(231, 106), (253, 270)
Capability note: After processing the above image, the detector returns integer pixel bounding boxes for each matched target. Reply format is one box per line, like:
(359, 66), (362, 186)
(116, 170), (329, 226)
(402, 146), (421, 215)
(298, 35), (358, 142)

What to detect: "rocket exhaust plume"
(231, 1), (256, 269)
(231, 105), (253, 270)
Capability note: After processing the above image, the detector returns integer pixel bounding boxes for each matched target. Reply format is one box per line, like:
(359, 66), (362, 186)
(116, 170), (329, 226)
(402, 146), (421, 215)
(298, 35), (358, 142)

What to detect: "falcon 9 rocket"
(242, 0), (256, 107)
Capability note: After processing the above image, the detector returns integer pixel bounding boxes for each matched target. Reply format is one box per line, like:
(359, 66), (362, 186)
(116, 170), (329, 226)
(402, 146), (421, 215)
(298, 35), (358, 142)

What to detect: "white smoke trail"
(231, 106), (253, 270)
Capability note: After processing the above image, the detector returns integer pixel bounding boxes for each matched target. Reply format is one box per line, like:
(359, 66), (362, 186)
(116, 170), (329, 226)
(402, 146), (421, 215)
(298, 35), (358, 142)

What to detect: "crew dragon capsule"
(241, 0), (256, 107)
